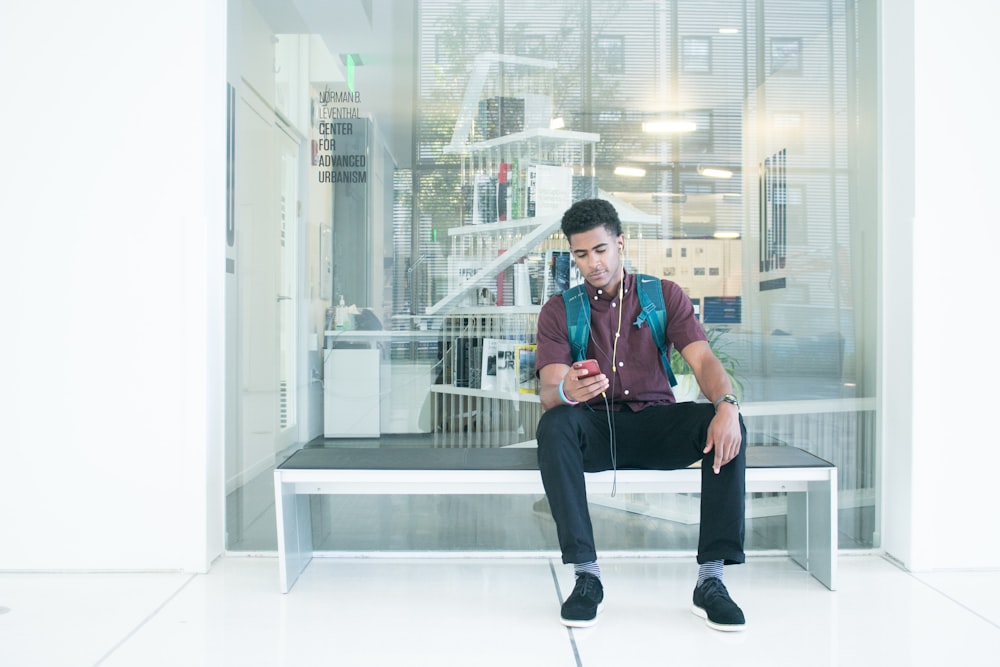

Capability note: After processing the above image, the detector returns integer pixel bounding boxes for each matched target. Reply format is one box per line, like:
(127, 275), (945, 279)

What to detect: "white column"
(0, 0), (227, 571)
(882, 0), (1000, 570)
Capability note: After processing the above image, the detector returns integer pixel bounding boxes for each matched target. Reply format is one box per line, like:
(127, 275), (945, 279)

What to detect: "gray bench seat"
(274, 445), (837, 593)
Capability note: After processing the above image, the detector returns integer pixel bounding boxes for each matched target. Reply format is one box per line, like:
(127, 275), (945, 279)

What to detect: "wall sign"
(312, 86), (367, 185)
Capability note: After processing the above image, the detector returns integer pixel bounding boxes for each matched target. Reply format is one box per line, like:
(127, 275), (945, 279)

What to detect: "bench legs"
(275, 474), (314, 594)
(786, 470), (838, 590)
(273, 468), (838, 593)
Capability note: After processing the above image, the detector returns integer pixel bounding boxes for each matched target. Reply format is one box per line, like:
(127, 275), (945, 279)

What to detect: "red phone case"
(574, 359), (600, 375)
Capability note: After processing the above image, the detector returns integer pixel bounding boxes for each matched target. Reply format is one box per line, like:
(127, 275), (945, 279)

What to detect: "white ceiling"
(252, 0), (416, 168)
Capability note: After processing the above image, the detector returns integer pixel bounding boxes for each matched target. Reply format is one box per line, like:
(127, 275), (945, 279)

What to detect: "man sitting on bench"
(534, 198), (748, 632)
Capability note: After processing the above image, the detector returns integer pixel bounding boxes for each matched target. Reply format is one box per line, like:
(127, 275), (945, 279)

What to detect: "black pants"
(536, 402), (746, 565)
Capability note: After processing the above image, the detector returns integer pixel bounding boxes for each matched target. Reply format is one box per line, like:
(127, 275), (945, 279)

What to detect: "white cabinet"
(323, 331), (438, 437)
(323, 349), (380, 437)
(380, 362), (434, 434)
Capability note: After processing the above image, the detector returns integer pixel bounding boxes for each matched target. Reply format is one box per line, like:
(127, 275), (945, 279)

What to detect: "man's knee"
(536, 406), (589, 470)
(536, 405), (579, 443)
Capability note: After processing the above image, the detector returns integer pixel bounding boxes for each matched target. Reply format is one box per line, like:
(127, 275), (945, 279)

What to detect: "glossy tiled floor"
(2, 555), (998, 666)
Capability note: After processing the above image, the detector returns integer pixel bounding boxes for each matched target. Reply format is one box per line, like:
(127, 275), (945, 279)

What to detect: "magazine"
(515, 343), (538, 394)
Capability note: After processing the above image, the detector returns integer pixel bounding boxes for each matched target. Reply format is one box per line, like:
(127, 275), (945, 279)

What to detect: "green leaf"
(670, 327), (744, 399)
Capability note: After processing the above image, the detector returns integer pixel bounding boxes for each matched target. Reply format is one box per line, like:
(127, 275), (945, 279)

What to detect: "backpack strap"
(561, 284), (591, 363)
(561, 275), (677, 387)
(634, 274), (678, 387)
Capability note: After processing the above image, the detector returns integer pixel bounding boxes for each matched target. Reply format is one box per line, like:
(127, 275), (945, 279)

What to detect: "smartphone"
(573, 359), (601, 376)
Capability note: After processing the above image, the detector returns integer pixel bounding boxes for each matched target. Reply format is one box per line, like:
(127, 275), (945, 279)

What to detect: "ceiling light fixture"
(642, 120), (697, 133)
(713, 231), (741, 239)
(698, 166), (733, 179)
(651, 192), (688, 203)
(614, 166), (646, 177)
(549, 117), (565, 130)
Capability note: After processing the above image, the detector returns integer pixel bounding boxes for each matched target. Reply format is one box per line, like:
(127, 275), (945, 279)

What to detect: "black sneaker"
(691, 578), (746, 632)
(560, 572), (604, 627)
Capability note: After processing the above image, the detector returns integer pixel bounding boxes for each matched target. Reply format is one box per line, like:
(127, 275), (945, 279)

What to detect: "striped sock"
(574, 561), (601, 580)
(697, 560), (724, 586)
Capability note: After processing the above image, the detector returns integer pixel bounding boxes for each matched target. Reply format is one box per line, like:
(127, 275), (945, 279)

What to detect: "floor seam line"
(549, 559), (584, 667)
(90, 573), (199, 667)
(907, 572), (1000, 631)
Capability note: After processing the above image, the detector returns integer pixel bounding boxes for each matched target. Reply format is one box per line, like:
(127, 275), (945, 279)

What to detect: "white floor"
(2, 555), (998, 667)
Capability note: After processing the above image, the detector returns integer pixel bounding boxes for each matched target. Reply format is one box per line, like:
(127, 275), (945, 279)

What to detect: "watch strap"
(713, 393), (739, 409)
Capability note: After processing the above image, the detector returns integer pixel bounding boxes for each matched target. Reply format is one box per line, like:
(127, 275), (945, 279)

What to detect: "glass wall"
(226, 0), (878, 553)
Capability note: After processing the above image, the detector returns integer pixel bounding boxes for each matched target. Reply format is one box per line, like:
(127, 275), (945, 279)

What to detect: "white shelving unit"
(431, 383), (541, 403)
(443, 127), (600, 155)
(428, 128), (600, 315)
(430, 309), (543, 447)
(422, 72), (660, 442)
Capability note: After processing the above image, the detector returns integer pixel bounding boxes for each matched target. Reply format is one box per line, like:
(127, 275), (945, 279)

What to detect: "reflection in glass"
(226, 0), (879, 555)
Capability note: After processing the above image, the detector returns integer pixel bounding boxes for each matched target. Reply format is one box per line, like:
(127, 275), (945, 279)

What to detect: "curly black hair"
(560, 198), (622, 239)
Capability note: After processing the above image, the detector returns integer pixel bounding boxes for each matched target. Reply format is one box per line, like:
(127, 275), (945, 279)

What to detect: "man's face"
(568, 225), (625, 293)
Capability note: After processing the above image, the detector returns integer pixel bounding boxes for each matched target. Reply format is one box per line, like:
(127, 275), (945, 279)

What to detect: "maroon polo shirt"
(535, 270), (707, 410)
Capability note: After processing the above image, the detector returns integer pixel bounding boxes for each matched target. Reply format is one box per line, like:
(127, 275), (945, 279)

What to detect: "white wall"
(0, 1), (226, 570)
(882, 0), (1000, 570)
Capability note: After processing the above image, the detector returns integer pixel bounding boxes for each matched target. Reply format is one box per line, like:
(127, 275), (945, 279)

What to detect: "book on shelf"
(515, 343), (538, 394)
(454, 336), (483, 388)
(527, 164), (573, 218)
(480, 338), (499, 391)
(522, 253), (545, 306)
(476, 96), (525, 141)
(513, 262), (532, 306)
(496, 341), (517, 394)
(448, 256), (485, 307)
(461, 183), (474, 226)
(472, 172), (497, 225)
(474, 95), (550, 141)
(542, 249), (570, 300)
(509, 158), (521, 220)
(476, 338), (521, 394)
(526, 165), (536, 218)
(496, 249), (512, 306)
(497, 162), (510, 222)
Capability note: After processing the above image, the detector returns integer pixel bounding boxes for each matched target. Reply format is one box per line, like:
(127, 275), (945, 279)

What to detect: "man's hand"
(539, 362), (610, 409)
(703, 403), (742, 474)
(563, 363), (610, 403)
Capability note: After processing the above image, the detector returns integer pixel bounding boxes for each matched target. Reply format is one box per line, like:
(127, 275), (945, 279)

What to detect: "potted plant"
(669, 327), (744, 402)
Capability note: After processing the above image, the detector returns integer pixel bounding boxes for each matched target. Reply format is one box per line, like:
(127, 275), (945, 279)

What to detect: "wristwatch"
(713, 393), (739, 411)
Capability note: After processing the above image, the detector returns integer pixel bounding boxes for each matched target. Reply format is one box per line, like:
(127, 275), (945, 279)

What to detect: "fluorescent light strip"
(651, 192), (687, 202)
(700, 167), (733, 179)
(614, 166), (646, 177)
(642, 120), (697, 133)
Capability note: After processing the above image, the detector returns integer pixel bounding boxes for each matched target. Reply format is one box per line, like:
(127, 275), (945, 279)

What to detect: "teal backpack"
(561, 274), (678, 387)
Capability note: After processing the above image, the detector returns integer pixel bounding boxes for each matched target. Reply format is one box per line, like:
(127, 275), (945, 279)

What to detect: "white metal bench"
(274, 446), (837, 593)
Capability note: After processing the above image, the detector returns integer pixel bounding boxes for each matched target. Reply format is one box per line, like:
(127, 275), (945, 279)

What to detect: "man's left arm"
(680, 340), (742, 474)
